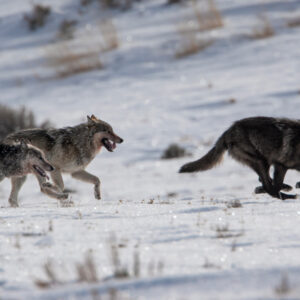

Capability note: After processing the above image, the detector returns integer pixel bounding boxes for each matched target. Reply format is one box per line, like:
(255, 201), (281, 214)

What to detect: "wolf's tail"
(179, 132), (227, 173)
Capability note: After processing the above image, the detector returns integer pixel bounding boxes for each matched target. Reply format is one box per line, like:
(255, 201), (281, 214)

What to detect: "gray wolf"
(179, 116), (300, 200)
(5, 115), (123, 204)
(0, 141), (54, 207)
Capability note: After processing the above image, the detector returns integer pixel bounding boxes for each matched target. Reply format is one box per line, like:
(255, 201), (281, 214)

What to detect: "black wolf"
(179, 116), (300, 200)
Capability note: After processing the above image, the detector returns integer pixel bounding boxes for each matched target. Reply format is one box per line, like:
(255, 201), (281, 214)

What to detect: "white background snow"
(1, 0), (300, 299)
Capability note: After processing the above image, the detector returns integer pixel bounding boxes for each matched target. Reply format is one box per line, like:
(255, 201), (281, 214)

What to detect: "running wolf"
(5, 115), (123, 203)
(179, 116), (300, 200)
(0, 141), (54, 207)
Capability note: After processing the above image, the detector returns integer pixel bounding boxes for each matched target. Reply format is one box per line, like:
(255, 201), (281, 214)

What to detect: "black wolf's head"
(21, 141), (54, 178)
(87, 115), (123, 152)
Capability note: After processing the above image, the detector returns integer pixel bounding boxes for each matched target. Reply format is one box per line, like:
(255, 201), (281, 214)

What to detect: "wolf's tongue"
(102, 138), (114, 152)
(112, 142), (116, 150)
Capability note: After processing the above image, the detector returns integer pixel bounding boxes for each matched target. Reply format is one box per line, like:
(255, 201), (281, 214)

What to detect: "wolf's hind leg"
(254, 162), (296, 200)
(35, 175), (68, 201)
(9, 176), (27, 207)
(243, 156), (292, 199)
(71, 170), (101, 200)
(254, 165), (292, 195)
(254, 183), (292, 194)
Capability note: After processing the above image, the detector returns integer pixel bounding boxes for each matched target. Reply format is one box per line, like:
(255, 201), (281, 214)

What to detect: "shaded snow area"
(1, 0), (300, 299)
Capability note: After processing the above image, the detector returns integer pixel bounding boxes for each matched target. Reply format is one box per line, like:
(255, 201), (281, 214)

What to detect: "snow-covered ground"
(1, 0), (300, 299)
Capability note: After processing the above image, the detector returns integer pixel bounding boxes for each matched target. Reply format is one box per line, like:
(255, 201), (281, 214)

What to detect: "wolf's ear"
(87, 115), (95, 125)
(19, 139), (28, 149)
(91, 115), (98, 121)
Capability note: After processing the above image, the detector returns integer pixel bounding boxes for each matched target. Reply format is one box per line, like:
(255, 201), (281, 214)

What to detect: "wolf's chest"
(59, 148), (97, 173)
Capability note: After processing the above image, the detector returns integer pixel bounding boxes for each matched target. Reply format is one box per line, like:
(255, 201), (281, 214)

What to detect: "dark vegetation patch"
(161, 143), (190, 159)
(24, 4), (51, 31)
(0, 105), (51, 142)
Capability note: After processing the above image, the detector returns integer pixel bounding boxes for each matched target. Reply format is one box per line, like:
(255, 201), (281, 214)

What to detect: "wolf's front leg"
(71, 170), (101, 200)
(35, 174), (68, 201)
(9, 176), (27, 207)
(50, 170), (64, 192)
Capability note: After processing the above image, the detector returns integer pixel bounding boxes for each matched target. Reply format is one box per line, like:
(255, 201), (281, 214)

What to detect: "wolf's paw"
(254, 186), (265, 194)
(255, 184), (292, 194)
(58, 193), (69, 201)
(8, 198), (19, 208)
(282, 184), (293, 192)
(279, 192), (297, 200)
(60, 199), (74, 207)
(94, 188), (101, 200)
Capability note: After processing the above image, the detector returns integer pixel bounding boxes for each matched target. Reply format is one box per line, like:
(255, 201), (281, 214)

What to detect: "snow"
(1, 0), (300, 299)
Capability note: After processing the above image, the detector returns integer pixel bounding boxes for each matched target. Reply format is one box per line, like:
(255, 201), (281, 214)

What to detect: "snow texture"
(1, 0), (300, 299)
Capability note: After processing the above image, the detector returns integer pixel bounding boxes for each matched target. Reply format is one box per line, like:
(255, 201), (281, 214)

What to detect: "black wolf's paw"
(282, 184), (293, 192)
(279, 192), (297, 200)
(255, 184), (292, 194)
(296, 182), (300, 189)
(254, 186), (265, 194)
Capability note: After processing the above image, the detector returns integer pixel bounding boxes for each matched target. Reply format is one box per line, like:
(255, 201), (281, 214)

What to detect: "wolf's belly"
(46, 145), (96, 173)
(50, 156), (94, 173)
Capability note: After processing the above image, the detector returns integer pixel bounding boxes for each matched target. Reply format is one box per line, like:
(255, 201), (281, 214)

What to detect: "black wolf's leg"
(254, 186), (265, 194)
(71, 170), (101, 200)
(229, 145), (288, 199)
(273, 163), (287, 190)
(254, 162), (279, 198)
(255, 167), (292, 194)
(296, 182), (300, 189)
(254, 183), (293, 194)
(273, 163), (296, 200)
(9, 176), (27, 207)
(248, 159), (286, 199)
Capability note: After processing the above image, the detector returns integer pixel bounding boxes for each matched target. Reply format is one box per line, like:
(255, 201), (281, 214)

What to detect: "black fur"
(179, 116), (300, 200)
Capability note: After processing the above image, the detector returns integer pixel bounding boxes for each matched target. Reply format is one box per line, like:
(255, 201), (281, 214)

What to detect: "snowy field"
(1, 0), (300, 299)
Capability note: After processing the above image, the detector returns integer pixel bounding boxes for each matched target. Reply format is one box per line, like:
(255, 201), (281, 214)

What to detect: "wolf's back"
(179, 132), (227, 173)
(4, 129), (53, 150)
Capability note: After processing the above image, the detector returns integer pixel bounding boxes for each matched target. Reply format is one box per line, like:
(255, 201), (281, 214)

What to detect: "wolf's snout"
(118, 138), (124, 144)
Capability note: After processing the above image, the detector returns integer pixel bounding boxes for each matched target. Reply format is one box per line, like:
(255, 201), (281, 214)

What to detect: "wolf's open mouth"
(101, 138), (116, 152)
(33, 165), (49, 179)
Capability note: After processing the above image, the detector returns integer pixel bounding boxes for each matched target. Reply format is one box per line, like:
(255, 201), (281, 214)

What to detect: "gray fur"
(0, 143), (54, 207)
(4, 115), (123, 205)
(179, 116), (300, 200)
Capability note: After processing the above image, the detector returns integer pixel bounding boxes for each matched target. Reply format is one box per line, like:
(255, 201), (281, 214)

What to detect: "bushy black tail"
(179, 133), (227, 173)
